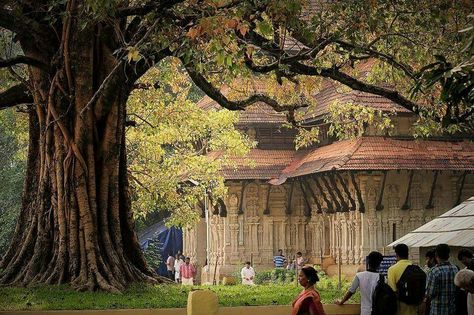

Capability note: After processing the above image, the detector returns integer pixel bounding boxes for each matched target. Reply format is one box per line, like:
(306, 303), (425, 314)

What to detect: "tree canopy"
(1, 1), (473, 127)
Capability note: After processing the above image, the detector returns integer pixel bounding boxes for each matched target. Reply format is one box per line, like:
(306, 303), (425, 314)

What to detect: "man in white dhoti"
(241, 261), (255, 285)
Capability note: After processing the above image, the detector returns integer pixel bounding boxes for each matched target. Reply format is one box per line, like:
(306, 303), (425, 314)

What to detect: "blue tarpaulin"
(138, 221), (183, 277)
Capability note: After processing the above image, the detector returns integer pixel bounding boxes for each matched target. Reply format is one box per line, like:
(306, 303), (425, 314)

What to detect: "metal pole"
(295, 255), (298, 287)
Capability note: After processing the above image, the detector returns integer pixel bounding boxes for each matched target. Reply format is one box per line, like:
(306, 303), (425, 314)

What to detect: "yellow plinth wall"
(0, 305), (360, 315)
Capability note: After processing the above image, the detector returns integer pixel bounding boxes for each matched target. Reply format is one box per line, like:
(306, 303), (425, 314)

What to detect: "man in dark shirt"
(459, 248), (474, 271)
(425, 244), (459, 315)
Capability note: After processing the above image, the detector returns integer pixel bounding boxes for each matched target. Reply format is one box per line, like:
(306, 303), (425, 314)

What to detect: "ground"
(0, 283), (359, 310)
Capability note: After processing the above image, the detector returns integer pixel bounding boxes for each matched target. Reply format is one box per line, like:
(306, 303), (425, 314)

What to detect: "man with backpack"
(425, 244), (459, 315)
(388, 244), (426, 315)
(336, 251), (397, 315)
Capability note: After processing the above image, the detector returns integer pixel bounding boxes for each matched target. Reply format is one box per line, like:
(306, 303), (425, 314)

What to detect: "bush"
(233, 268), (297, 285)
(222, 276), (237, 285)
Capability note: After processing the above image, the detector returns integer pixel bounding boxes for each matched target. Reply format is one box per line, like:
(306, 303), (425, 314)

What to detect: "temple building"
(183, 77), (474, 282)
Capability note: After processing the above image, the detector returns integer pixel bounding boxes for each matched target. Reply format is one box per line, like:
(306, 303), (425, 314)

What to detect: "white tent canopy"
(389, 197), (474, 248)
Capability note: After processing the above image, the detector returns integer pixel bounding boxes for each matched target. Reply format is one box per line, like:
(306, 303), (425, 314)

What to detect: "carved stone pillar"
(247, 216), (260, 254)
(359, 175), (370, 256)
(237, 214), (244, 246)
(283, 218), (290, 254)
(263, 216), (274, 264)
(353, 211), (362, 264)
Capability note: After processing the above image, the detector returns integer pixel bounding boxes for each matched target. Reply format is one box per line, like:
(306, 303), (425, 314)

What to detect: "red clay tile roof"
(221, 138), (474, 182)
(217, 149), (296, 180)
(268, 137), (474, 183)
(300, 80), (411, 122)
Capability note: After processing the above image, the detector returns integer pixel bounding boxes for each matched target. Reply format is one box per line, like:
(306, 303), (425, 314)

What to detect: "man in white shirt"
(241, 261), (255, 285)
(336, 251), (384, 315)
(455, 269), (474, 315)
(174, 254), (184, 283)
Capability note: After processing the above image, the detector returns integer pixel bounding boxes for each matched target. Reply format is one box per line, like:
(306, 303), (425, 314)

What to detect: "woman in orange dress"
(291, 266), (326, 315)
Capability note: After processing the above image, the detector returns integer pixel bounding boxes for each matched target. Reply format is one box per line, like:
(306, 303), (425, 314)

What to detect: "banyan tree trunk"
(0, 15), (158, 292)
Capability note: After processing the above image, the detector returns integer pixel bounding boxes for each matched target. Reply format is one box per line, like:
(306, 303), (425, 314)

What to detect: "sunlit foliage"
(126, 59), (255, 227)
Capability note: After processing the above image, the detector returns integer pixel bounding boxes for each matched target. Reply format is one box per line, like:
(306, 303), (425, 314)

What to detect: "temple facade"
(183, 78), (474, 282)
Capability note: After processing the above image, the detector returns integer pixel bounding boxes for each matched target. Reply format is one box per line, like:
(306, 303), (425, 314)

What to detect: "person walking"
(387, 244), (418, 315)
(335, 251), (384, 315)
(166, 252), (175, 280)
(241, 261), (255, 285)
(425, 244), (459, 315)
(180, 257), (196, 285)
(273, 249), (286, 269)
(291, 266), (326, 315)
(455, 269), (474, 315)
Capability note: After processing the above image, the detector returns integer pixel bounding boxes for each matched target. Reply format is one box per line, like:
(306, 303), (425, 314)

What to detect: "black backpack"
(396, 264), (427, 305)
(372, 274), (398, 315)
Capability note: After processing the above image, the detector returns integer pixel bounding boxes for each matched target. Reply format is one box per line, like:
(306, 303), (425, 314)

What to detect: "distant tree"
(0, 109), (27, 257)
(0, 0), (471, 291)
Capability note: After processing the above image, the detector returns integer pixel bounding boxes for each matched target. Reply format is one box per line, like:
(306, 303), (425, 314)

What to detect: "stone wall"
(184, 171), (474, 280)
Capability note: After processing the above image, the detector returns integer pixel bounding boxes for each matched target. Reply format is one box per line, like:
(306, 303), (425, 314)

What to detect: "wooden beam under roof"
(401, 170), (414, 210)
(336, 172), (356, 211)
(376, 171), (387, 211)
(349, 172), (365, 213)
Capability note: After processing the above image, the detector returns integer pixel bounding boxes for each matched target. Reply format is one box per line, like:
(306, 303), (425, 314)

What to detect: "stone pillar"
(227, 193), (240, 263)
(264, 216), (274, 264)
(353, 211), (362, 264)
(358, 175), (370, 257)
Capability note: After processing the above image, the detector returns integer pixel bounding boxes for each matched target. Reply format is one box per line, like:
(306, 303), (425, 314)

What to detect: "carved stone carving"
(245, 183), (259, 217)
(269, 186), (287, 216)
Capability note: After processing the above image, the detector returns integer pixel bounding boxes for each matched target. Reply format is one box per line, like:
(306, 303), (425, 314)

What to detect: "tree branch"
(117, 0), (186, 17)
(288, 62), (422, 116)
(183, 61), (305, 113)
(0, 84), (33, 110)
(333, 40), (416, 80)
(0, 56), (48, 70)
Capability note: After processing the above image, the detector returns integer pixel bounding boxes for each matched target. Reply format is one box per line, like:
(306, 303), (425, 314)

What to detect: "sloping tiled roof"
(217, 149), (296, 180)
(389, 197), (474, 248)
(221, 137), (474, 182)
(300, 79), (411, 122)
(267, 137), (474, 184)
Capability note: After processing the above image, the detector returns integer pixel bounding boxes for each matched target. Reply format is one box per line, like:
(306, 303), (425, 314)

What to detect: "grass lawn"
(0, 283), (360, 310)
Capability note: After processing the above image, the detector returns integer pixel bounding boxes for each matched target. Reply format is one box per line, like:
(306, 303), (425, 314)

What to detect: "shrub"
(222, 276), (237, 285)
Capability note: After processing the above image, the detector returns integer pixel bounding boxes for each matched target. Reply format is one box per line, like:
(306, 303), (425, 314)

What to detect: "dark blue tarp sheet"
(138, 221), (183, 277)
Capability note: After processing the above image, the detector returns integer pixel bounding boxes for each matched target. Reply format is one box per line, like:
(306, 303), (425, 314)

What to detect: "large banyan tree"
(0, 0), (472, 291)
